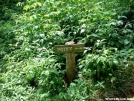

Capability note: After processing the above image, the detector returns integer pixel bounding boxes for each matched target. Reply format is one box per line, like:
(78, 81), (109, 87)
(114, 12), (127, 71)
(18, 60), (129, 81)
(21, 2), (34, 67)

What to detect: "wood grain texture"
(54, 44), (84, 53)
(65, 41), (76, 84)
(54, 41), (84, 85)
(66, 52), (76, 84)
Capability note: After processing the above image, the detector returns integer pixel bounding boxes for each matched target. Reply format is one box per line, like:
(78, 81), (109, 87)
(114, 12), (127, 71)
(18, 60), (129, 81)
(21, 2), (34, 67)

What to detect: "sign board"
(54, 42), (85, 85)
(54, 44), (85, 53)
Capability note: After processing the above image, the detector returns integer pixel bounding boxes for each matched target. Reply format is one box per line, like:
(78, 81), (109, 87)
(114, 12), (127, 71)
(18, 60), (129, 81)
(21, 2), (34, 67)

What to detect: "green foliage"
(0, 0), (134, 100)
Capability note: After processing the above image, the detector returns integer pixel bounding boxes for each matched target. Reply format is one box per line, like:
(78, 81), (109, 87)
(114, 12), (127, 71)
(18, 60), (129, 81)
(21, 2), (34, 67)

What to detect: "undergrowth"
(0, 0), (134, 100)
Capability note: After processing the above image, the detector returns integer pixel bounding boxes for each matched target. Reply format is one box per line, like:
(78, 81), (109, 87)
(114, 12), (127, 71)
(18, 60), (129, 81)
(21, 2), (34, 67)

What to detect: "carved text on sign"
(54, 44), (85, 53)
(57, 47), (72, 52)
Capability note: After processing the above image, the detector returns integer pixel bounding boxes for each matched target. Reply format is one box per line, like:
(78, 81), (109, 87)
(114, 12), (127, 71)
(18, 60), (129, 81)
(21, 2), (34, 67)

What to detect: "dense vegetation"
(0, 0), (134, 100)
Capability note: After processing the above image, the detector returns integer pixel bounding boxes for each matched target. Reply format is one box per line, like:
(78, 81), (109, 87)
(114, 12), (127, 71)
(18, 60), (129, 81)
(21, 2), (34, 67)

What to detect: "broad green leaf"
(113, 60), (118, 66)
(124, 39), (129, 45)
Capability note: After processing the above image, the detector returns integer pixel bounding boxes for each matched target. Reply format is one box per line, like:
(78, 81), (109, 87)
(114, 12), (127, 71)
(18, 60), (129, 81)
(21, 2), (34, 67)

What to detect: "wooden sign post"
(55, 41), (85, 84)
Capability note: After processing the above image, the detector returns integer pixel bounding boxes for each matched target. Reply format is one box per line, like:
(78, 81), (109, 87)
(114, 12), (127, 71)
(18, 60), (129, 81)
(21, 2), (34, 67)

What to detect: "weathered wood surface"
(65, 41), (76, 84)
(54, 41), (85, 85)
(65, 51), (76, 84)
(54, 44), (85, 53)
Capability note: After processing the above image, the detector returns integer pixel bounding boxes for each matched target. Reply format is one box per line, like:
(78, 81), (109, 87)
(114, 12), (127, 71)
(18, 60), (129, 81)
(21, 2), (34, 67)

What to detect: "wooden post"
(54, 41), (85, 84)
(65, 41), (76, 84)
